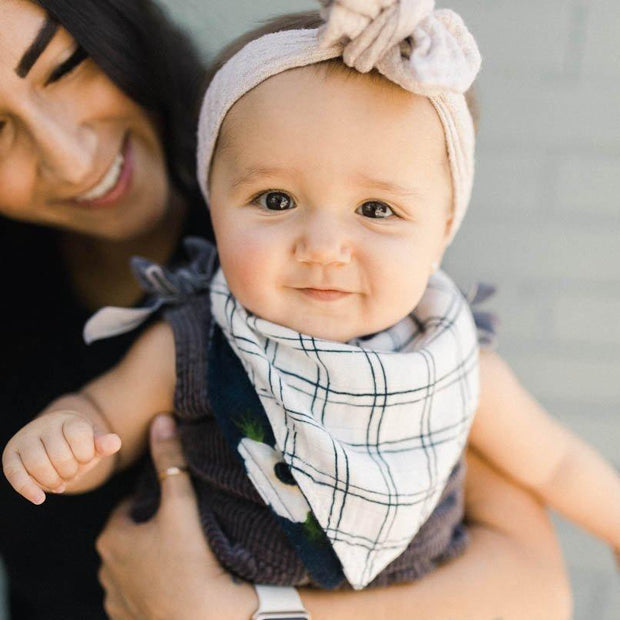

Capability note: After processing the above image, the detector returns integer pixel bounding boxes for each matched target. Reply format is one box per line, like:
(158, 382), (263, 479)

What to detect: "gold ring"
(157, 465), (189, 482)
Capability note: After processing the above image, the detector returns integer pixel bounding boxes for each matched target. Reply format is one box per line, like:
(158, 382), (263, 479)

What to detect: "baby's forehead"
(213, 64), (448, 166)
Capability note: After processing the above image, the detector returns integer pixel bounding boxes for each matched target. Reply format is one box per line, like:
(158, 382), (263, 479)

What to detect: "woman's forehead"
(0, 1), (70, 79)
(0, 1), (47, 58)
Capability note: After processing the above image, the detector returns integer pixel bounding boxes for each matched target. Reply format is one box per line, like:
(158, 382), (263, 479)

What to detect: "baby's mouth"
(298, 288), (352, 301)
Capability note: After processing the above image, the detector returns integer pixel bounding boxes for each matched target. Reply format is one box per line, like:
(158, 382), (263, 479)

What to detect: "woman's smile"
(69, 133), (134, 208)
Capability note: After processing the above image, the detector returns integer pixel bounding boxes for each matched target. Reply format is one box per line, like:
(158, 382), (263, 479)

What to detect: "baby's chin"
(239, 295), (422, 344)
(262, 314), (409, 344)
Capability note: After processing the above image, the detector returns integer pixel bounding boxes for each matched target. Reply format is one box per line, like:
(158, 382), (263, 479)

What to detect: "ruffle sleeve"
(82, 237), (217, 345)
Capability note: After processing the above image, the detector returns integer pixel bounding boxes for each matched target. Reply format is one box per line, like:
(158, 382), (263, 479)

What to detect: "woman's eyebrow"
(15, 17), (59, 78)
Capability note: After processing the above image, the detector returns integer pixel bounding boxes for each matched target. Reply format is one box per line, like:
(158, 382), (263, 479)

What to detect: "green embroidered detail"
(236, 410), (265, 443)
(303, 512), (328, 546)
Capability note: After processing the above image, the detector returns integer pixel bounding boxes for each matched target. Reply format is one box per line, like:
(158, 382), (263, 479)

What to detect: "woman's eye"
(255, 191), (296, 211)
(357, 201), (394, 219)
(45, 47), (88, 86)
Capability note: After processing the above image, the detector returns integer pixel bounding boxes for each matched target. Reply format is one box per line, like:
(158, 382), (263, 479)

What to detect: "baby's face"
(209, 66), (453, 342)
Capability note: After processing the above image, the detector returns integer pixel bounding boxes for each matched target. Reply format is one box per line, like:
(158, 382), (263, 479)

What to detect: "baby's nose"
(293, 217), (352, 266)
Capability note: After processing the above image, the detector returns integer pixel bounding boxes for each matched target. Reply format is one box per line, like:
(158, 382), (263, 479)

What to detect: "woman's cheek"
(0, 169), (34, 222)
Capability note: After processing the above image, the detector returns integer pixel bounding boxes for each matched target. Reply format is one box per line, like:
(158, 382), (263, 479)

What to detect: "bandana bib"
(210, 268), (479, 588)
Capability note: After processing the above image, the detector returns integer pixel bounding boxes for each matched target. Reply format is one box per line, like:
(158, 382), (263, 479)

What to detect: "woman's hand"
(96, 414), (257, 620)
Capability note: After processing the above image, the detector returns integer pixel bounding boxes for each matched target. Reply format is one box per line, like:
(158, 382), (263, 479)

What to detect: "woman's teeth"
(76, 152), (124, 202)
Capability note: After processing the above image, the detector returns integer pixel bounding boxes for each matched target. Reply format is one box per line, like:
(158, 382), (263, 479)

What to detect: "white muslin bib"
(210, 268), (479, 588)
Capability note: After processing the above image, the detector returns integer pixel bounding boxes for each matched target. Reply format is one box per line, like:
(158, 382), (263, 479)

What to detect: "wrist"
(204, 575), (257, 620)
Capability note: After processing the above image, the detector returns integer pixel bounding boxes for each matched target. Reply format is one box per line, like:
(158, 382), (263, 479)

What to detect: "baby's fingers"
(18, 441), (66, 492)
(62, 416), (98, 463)
(94, 433), (122, 458)
(41, 428), (79, 480)
(2, 450), (46, 505)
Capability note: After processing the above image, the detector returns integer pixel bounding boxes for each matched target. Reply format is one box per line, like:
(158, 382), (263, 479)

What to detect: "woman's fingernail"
(153, 415), (177, 440)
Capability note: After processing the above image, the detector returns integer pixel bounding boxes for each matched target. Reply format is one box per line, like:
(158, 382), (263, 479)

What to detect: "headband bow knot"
(319, 0), (480, 95)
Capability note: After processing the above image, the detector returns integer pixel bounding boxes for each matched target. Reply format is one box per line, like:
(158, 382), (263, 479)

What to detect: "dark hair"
(207, 11), (479, 133)
(36, 0), (206, 205)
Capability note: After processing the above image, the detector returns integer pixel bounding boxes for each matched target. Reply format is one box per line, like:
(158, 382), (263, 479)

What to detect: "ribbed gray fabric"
(131, 291), (468, 588)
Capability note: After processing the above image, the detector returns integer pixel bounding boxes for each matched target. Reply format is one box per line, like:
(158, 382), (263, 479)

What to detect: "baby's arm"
(2, 321), (176, 504)
(471, 350), (620, 555)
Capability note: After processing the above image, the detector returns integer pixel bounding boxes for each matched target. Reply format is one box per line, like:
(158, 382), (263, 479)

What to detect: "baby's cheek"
(220, 247), (260, 291)
(218, 234), (274, 310)
(368, 248), (431, 319)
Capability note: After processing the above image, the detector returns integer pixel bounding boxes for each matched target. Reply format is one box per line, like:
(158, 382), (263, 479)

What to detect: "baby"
(3, 1), (620, 593)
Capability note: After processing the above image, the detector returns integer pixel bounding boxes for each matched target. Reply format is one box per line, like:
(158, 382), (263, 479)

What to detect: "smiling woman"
(0, 1), (209, 617)
(0, 2), (191, 240)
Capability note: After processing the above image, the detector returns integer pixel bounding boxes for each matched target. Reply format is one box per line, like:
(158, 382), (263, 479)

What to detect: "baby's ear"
(440, 208), (455, 250)
(431, 212), (454, 274)
(443, 204), (455, 239)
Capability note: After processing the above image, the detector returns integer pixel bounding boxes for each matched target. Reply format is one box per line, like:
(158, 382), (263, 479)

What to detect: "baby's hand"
(2, 411), (121, 505)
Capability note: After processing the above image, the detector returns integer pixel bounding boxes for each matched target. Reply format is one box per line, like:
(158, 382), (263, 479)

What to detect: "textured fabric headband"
(197, 0), (481, 243)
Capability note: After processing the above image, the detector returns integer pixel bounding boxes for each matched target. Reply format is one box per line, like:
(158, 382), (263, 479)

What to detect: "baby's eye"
(255, 191), (296, 211)
(356, 201), (394, 219)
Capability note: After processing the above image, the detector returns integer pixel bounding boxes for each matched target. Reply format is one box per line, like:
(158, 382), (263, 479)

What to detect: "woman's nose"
(31, 108), (97, 185)
(294, 214), (352, 266)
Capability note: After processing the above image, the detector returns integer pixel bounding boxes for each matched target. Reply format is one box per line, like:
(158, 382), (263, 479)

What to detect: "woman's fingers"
(95, 415), (237, 619)
(149, 415), (195, 510)
(99, 565), (132, 620)
(95, 499), (136, 568)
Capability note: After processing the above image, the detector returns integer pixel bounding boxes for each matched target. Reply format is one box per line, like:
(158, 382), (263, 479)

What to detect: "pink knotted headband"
(197, 0), (481, 243)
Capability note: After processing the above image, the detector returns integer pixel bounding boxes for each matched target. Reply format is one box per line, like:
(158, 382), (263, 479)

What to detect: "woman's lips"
(73, 135), (134, 208)
(298, 288), (352, 301)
